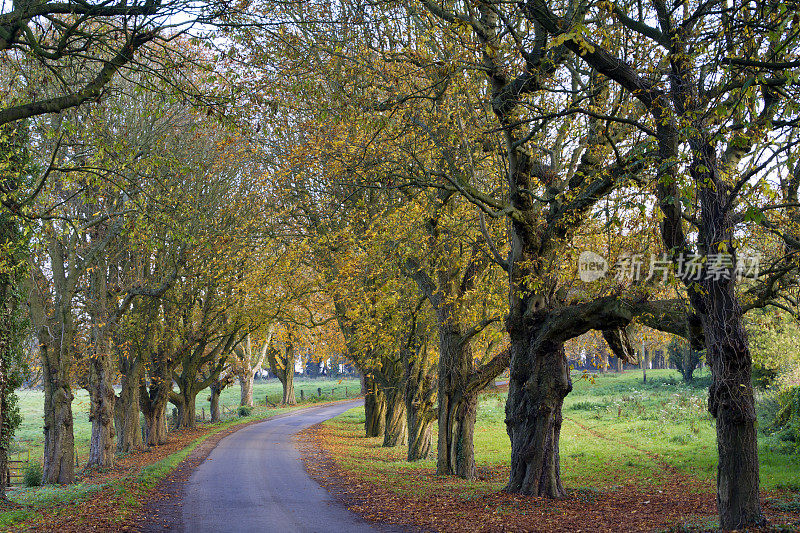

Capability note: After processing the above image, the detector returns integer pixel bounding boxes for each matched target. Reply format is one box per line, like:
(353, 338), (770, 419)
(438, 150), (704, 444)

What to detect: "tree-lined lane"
(182, 400), (398, 533)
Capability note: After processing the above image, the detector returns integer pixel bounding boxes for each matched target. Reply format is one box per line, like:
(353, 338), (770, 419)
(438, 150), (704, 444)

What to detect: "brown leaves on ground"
(9, 426), (210, 533)
(299, 421), (800, 532)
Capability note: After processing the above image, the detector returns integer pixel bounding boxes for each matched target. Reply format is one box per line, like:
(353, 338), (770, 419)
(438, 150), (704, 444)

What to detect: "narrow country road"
(180, 400), (398, 533)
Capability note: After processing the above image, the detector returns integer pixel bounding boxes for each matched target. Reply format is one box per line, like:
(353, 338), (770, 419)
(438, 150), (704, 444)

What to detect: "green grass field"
(326, 369), (800, 496)
(11, 376), (361, 469)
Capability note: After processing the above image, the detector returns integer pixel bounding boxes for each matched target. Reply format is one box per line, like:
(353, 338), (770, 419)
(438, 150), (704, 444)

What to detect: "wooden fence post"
(300, 389), (305, 401)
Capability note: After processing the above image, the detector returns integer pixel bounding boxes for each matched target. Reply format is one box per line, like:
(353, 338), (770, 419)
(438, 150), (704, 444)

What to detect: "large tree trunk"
(281, 368), (295, 405)
(87, 254), (116, 469)
(436, 327), (477, 479)
(140, 365), (171, 446)
(210, 386), (221, 422)
(240, 373), (254, 407)
(700, 202), (763, 528)
(406, 402), (434, 461)
(404, 346), (436, 462)
(174, 391), (197, 429)
(142, 400), (168, 446)
(382, 384), (407, 447)
(364, 375), (386, 438)
(505, 336), (572, 497)
(268, 331), (296, 406)
(115, 361), (142, 453)
(41, 331), (75, 484)
(688, 141), (764, 528)
(87, 351), (115, 469)
(437, 386), (476, 479)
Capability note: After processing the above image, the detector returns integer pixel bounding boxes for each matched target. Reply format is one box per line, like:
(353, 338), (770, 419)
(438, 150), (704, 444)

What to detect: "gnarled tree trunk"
(87, 259), (116, 469)
(141, 361), (171, 446)
(235, 330), (272, 407)
(267, 330), (296, 406)
(406, 402), (434, 461)
(87, 350), (116, 469)
(115, 359), (142, 453)
(364, 375), (386, 438)
(210, 385), (222, 422)
(282, 364), (296, 405)
(404, 345), (436, 461)
(41, 329), (75, 484)
(435, 326), (476, 478)
(382, 384), (407, 447)
(172, 389), (197, 429)
(142, 400), (168, 446)
(505, 334), (571, 497)
(699, 180), (763, 529)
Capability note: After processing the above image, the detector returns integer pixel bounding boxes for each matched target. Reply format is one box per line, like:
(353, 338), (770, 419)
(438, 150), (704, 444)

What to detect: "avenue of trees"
(2, 1), (800, 530)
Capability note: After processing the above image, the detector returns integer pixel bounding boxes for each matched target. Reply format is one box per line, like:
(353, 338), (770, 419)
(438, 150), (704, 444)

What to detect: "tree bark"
(240, 376), (253, 408)
(364, 375), (386, 438)
(505, 337), (572, 497)
(437, 387), (476, 478)
(210, 386), (221, 422)
(140, 354), (172, 446)
(700, 191), (763, 529)
(173, 390), (197, 429)
(435, 326), (477, 478)
(406, 400), (434, 461)
(41, 330), (75, 484)
(115, 359), (142, 453)
(235, 331), (271, 407)
(142, 400), (168, 446)
(268, 332), (296, 406)
(382, 384), (407, 447)
(87, 350), (115, 469)
(404, 344), (436, 461)
(281, 365), (296, 405)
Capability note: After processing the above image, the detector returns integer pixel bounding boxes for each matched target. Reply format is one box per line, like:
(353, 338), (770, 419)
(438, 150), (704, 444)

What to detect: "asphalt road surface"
(181, 400), (400, 533)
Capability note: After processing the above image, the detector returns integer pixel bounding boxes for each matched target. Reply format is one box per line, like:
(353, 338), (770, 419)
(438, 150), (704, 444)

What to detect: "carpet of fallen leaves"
(4, 426), (210, 532)
(300, 419), (800, 532)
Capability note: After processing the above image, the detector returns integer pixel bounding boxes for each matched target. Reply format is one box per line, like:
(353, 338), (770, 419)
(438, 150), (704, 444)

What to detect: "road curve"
(181, 400), (395, 533)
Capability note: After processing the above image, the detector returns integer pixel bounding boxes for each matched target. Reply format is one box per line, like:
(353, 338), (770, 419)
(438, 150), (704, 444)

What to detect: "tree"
(668, 338), (702, 383)
(404, 193), (508, 478)
(266, 324), (298, 406)
(0, 0), (232, 127)
(232, 329), (273, 407)
(403, 305), (438, 461)
(27, 178), (126, 482)
(522, 0), (800, 525)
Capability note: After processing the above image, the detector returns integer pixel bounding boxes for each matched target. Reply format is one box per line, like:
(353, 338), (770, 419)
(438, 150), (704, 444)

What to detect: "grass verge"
(301, 370), (800, 532)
